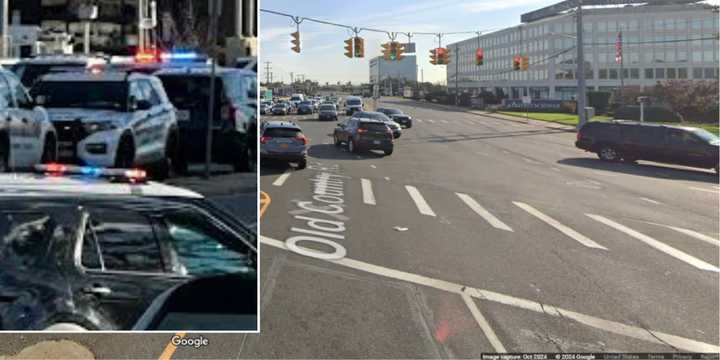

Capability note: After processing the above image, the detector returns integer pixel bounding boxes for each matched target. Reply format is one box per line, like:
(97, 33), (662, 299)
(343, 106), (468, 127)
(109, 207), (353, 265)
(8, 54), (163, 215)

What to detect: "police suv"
(0, 165), (257, 331)
(31, 71), (181, 179)
(0, 68), (57, 172)
(11, 55), (107, 89)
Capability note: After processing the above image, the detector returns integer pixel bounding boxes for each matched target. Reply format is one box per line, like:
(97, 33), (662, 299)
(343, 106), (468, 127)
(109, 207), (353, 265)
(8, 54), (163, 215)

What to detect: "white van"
(290, 93), (304, 107)
(344, 96), (363, 115)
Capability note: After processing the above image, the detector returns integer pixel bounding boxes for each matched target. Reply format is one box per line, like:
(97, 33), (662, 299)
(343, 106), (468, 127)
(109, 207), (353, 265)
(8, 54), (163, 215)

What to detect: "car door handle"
(83, 285), (112, 296)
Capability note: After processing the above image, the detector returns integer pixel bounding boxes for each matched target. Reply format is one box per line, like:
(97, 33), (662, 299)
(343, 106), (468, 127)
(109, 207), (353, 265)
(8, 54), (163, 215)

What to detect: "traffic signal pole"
(575, 0), (587, 130)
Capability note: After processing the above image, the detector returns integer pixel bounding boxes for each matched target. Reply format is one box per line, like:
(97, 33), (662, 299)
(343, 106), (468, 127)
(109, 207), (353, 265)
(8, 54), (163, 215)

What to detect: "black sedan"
(377, 107), (413, 128)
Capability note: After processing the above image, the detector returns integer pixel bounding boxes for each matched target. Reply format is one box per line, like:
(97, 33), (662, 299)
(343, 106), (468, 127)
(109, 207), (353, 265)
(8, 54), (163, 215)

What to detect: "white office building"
(369, 55), (418, 84)
(446, 0), (719, 100)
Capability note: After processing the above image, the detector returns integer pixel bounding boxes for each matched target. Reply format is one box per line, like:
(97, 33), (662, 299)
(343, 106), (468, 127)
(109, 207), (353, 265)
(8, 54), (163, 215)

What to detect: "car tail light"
(357, 128), (368, 134)
(296, 134), (308, 145)
(260, 136), (271, 144)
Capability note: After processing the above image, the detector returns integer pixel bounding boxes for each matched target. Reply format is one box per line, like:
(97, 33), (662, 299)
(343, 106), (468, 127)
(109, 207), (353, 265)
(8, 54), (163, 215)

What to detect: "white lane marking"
(456, 193), (513, 232)
(689, 187), (719, 194)
(361, 178), (376, 205)
(416, 119), (423, 123)
(370, 165), (377, 169)
(664, 226), (720, 248)
(405, 185), (436, 217)
(272, 170), (292, 187)
(587, 214), (720, 272)
(639, 197), (662, 205)
(461, 291), (507, 352)
(384, 177), (391, 181)
(514, 202), (608, 250)
(427, 119), (436, 123)
(440, 119), (449, 124)
(260, 236), (719, 353)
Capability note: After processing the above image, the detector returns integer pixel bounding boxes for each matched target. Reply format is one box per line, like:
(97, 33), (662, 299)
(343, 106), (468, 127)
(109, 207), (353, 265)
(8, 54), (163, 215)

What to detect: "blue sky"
(259, 0), (719, 85)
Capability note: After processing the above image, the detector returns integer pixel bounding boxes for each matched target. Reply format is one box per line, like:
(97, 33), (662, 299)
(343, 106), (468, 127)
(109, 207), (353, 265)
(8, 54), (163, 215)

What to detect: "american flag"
(615, 31), (623, 64)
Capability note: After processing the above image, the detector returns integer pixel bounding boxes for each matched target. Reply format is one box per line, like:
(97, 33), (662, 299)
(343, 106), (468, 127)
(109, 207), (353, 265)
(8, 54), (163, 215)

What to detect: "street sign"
(78, 5), (98, 20)
(521, 96), (532, 104)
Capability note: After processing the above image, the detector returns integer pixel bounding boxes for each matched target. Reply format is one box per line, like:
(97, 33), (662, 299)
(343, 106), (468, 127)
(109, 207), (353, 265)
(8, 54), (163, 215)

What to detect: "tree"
(654, 80), (719, 123)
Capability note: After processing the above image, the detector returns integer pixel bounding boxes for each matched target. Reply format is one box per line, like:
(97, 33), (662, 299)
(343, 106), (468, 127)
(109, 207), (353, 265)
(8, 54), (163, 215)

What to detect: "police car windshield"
(33, 81), (127, 110)
(13, 63), (87, 88)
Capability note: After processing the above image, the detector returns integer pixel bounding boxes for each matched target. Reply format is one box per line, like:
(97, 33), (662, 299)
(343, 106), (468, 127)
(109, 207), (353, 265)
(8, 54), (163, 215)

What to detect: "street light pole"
(575, 0), (587, 130)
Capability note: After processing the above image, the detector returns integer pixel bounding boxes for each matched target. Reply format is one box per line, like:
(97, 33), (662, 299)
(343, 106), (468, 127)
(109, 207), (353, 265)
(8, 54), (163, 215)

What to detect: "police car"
(31, 71), (181, 179)
(0, 68), (57, 172)
(155, 66), (257, 172)
(0, 165), (257, 331)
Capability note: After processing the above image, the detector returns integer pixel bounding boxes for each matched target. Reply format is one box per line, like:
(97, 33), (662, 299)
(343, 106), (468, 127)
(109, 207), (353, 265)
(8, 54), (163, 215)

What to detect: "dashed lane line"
(260, 235), (719, 353)
(361, 178), (377, 206)
(587, 214), (720, 273)
(689, 187), (719, 194)
(639, 197), (662, 205)
(427, 119), (436, 123)
(513, 202), (608, 250)
(456, 193), (513, 232)
(405, 185), (437, 217)
(272, 169), (292, 187)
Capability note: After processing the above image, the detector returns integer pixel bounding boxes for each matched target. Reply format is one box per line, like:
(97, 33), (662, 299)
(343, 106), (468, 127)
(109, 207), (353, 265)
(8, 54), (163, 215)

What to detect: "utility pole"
(575, 0), (587, 130)
(264, 61), (272, 84)
(205, 0), (220, 179)
(455, 45), (460, 106)
(0, 0), (7, 58)
(290, 72), (294, 83)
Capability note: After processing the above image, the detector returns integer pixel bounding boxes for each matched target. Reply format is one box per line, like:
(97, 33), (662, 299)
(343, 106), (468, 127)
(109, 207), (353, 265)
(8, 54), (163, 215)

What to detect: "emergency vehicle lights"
(35, 164), (148, 183)
(135, 50), (158, 64)
(160, 52), (200, 61)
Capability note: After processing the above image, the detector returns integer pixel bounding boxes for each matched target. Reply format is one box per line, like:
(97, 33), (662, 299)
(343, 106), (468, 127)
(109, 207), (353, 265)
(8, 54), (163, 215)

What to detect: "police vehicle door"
(128, 80), (153, 164)
(0, 73), (32, 168)
(140, 80), (171, 163)
(7, 73), (44, 166)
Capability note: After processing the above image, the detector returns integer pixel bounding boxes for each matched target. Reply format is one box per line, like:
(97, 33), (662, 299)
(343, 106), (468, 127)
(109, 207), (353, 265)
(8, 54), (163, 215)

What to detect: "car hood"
(45, 108), (129, 123)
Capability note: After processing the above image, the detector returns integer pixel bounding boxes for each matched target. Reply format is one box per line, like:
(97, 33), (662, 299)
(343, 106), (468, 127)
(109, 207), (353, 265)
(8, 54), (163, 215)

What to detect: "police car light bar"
(35, 164), (148, 183)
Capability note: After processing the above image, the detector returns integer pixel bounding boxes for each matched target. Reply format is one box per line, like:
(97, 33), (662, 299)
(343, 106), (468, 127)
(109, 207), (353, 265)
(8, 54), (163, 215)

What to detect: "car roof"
(39, 71), (155, 82)
(18, 55), (107, 65)
(263, 121), (301, 130)
(0, 174), (203, 199)
(605, 120), (702, 132)
(154, 66), (255, 77)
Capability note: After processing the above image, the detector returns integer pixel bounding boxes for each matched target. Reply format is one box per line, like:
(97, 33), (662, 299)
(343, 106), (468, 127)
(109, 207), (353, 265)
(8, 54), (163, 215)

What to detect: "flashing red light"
(45, 163), (68, 173)
(135, 50), (158, 64)
(260, 136), (271, 144)
(357, 128), (368, 134)
(124, 169), (147, 182)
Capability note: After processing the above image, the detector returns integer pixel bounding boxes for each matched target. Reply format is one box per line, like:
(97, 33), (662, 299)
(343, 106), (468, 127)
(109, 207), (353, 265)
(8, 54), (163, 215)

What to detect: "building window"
(645, 68), (654, 79)
(691, 19), (701, 29)
(621, 68), (629, 79)
(599, 69), (608, 79)
(666, 49), (676, 62)
(703, 50), (713, 62)
(654, 19), (664, 30)
(667, 68), (676, 79)
(609, 69), (618, 79)
(628, 19), (639, 31)
(678, 51), (688, 62)
(678, 68), (688, 79)
(630, 68), (640, 79)
(665, 19), (675, 30)
(608, 20), (617, 32)
(705, 68), (716, 79)
(693, 67), (703, 79)
(692, 51), (702, 63)
(655, 68), (665, 79)
(677, 19), (687, 30)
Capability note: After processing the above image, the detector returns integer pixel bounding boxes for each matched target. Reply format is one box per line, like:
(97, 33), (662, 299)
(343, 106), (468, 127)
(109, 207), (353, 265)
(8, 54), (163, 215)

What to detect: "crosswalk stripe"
(405, 185), (436, 216)
(361, 178), (376, 205)
(416, 119), (423, 123)
(587, 214), (719, 272)
(427, 119), (435, 123)
(514, 202), (608, 250)
(456, 193), (513, 232)
(272, 170), (292, 187)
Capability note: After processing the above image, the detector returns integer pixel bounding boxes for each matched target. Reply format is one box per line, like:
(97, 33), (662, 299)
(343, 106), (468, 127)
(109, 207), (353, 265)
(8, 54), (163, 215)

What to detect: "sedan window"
(0, 212), (53, 269)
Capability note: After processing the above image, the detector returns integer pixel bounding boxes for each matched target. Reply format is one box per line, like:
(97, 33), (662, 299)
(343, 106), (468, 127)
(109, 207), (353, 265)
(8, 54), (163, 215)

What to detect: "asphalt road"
(256, 98), (719, 358)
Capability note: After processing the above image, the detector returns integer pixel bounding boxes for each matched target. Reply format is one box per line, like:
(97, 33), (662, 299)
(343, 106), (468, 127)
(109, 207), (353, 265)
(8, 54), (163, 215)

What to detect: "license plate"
(280, 144), (289, 149)
(177, 110), (191, 122)
(373, 140), (380, 145)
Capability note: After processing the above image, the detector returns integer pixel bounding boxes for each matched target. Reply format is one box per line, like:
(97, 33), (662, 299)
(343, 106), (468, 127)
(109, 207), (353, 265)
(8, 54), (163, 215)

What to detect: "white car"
(0, 69), (57, 172)
(32, 71), (180, 179)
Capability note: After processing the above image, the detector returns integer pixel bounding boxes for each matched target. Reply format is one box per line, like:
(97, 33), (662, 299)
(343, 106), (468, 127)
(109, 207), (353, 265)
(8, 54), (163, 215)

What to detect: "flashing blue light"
(161, 52), (201, 62)
(81, 167), (103, 177)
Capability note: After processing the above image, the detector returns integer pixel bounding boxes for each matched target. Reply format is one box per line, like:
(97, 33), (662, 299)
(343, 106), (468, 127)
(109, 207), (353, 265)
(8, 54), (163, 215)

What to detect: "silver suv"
(260, 121), (308, 169)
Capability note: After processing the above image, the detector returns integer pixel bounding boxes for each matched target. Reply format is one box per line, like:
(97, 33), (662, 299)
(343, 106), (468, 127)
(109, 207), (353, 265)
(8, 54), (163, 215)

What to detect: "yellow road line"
(158, 332), (186, 360)
(260, 191), (271, 218)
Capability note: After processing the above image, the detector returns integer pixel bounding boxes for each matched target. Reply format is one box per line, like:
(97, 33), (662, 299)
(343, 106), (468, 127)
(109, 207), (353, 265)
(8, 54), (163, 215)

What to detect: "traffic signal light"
(437, 47), (450, 65)
(290, 31), (300, 53)
(344, 38), (353, 58)
(430, 48), (437, 65)
(382, 42), (392, 61)
(354, 37), (364, 58)
(513, 55), (521, 70)
(520, 55), (529, 70)
(395, 42), (405, 61)
(475, 48), (484, 66)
